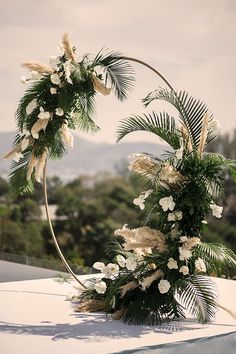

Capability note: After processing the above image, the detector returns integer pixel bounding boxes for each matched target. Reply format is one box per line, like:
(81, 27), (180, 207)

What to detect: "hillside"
(0, 132), (164, 180)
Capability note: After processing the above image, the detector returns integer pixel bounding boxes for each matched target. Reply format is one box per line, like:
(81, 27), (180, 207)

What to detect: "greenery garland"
(77, 87), (236, 325)
(4, 33), (135, 194)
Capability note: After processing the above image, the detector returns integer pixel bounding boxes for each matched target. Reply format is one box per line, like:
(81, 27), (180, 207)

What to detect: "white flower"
(38, 107), (51, 120)
(50, 73), (60, 85)
(116, 255), (126, 268)
(179, 265), (189, 275)
(102, 263), (119, 278)
(195, 257), (206, 273)
(125, 258), (137, 271)
(167, 257), (178, 270)
(93, 261), (105, 270)
(12, 152), (24, 163)
(55, 108), (64, 116)
(210, 203), (223, 218)
(133, 194), (145, 210)
(180, 236), (188, 243)
(31, 71), (41, 80)
(26, 99), (37, 115)
(133, 190), (153, 210)
(50, 87), (57, 95)
(179, 247), (192, 261)
(175, 211), (183, 220)
(94, 280), (107, 294)
(168, 210), (182, 222)
(158, 279), (171, 294)
(208, 119), (221, 132)
(49, 55), (60, 70)
(167, 213), (176, 221)
(21, 76), (28, 84)
(159, 196), (175, 212)
(201, 220), (208, 224)
(63, 60), (73, 84)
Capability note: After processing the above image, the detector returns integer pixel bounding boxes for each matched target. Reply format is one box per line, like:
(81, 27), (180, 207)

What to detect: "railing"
(0, 251), (91, 275)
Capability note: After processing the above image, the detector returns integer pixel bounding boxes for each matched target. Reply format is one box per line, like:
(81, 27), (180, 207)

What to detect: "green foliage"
(117, 111), (181, 149)
(143, 88), (214, 148)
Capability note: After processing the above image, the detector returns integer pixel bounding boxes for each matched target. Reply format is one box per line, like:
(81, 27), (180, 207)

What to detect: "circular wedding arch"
(42, 56), (175, 289)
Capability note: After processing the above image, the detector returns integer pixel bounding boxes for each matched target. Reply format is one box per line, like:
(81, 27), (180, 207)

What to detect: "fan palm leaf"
(177, 275), (218, 323)
(117, 111), (181, 149)
(143, 87), (214, 149)
(91, 49), (135, 101)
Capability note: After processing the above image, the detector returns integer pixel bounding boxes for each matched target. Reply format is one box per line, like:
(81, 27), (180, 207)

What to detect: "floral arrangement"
(4, 33), (134, 194)
(77, 88), (236, 325)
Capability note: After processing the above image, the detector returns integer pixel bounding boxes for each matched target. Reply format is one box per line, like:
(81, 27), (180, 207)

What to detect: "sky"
(0, 0), (236, 144)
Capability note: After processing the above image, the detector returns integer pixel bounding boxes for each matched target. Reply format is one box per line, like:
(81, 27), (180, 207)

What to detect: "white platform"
(0, 275), (235, 354)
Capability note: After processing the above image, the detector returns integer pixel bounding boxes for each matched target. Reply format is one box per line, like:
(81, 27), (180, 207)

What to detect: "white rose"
(50, 87), (57, 95)
(179, 247), (192, 261)
(195, 257), (206, 273)
(159, 196), (175, 211)
(167, 213), (176, 222)
(125, 258), (137, 271)
(167, 257), (178, 270)
(94, 280), (107, 294)
(158, 279), (171, 294)
(38, 107), (51, 120)
(50, 73), (60, 85)
(102, 263), (119, 278)
(55, 108), (64, 116)
(26, 99), (37, 115)
(116, 255), (126, 268)
(93, 262), (105, 271)
(175, 211), (183, 220)
(210, 203), (223, 218)
(179, 265), (189, 275)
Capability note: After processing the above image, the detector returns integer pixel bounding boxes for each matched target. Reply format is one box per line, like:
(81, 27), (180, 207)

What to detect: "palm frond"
(9, 151), (35, 195)
(177, 275), (218, 323)
(117, 111), (181, 149)
(91, 49), (135, 101)
(195, 243), (236, 276)
(143, 88), (213, 149)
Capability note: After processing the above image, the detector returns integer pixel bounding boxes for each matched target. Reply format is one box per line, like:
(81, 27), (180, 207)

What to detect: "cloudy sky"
(1, 0), (236, 144)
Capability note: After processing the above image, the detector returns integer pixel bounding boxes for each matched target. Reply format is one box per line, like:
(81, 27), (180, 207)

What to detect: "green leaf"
(117, 111), (181, 149)
(91, 49), (135, 101)
(177, 275), (218, 323)
(143, 88), (214, 149)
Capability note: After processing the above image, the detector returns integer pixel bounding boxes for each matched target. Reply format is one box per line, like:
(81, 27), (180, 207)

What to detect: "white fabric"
(0, 275), (235, 354)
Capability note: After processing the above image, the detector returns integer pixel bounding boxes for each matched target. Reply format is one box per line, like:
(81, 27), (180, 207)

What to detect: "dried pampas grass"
(92, 76), (111, 95)
(120, 281), (139, 298)
(139, 269), (164, 291)
(61, 32), (77, 62)
(31, 118), (50, 139)
(3, 145), (21, 159)
(22, 61), (54, 74)
(75, 299), (105, 312)
(198, 113), (209, 155)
